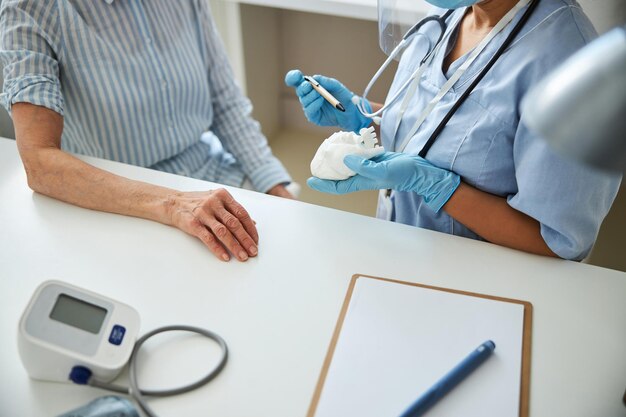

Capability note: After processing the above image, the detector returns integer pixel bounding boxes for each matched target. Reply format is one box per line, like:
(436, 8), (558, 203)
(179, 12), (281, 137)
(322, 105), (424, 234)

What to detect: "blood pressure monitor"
(17, 280), (228, 417)
(18, 280), (140, 383)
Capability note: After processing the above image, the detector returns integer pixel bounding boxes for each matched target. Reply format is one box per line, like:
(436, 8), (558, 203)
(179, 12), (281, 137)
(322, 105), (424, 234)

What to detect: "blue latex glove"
(284, 69), (372, 133)
(307, 152), (461, 213)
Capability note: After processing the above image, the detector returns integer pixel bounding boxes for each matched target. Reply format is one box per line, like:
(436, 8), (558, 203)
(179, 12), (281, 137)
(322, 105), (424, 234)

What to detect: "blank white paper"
(314, 277), (525, 417)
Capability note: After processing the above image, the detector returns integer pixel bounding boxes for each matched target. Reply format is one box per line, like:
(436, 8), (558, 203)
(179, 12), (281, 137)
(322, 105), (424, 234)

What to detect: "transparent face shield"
(378, 0), (429, 58)
(358, 0), (447, 122)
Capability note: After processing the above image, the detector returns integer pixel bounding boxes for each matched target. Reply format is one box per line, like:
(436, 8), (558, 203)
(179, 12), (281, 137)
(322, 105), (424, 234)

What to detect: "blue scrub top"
(379, 0), (622, 260)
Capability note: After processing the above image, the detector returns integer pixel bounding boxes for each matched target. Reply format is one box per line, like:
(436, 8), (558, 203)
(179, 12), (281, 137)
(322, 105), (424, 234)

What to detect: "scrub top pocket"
(419, 95), (518, 198)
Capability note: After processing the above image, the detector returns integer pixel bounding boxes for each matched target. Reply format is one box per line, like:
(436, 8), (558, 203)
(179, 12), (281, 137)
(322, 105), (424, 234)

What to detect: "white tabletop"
(0, 137), (624, 417)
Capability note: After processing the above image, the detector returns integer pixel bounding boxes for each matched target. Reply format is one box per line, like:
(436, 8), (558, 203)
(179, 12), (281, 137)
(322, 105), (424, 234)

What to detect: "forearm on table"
(13, 103), (174, 225)
(27, 150), (175, 223)
(442, 182), (558, 257)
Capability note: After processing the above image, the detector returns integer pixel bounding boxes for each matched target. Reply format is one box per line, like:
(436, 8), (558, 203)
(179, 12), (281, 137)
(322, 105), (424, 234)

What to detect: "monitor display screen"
(49, 294), (107, 334)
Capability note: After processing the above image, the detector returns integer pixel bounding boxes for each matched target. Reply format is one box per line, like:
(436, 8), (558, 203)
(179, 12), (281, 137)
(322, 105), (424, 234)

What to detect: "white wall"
(576, 0), (626, 271)
(578, 0), (625, 33)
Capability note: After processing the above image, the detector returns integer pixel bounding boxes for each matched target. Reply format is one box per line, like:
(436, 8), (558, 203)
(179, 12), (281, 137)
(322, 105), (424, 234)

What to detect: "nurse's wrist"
(440, 180), (468, 214)
(424, 173), (461, 213)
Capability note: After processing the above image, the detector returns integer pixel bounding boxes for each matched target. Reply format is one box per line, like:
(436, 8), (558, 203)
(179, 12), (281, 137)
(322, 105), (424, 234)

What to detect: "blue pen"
(399, 340), (496, 417)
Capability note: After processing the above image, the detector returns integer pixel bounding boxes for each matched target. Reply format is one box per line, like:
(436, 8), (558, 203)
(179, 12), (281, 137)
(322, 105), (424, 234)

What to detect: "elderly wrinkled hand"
(307, 152), (461, 212)
(166, 188), (259, 262)
(285, 69), (371, 133)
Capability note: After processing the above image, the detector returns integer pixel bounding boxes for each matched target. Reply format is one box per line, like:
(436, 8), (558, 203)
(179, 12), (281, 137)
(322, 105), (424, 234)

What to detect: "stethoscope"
(353, 10), (454, 124)
(354, 0), (540, 159)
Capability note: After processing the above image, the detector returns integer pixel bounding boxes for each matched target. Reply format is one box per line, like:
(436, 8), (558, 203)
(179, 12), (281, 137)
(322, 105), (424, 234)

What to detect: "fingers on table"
(217, 208), (258, 256)
(194, 189), (259, 262)
(189, 218), (231, 262)
(222, 195), (259, 245)
(203, 214), (251, 262)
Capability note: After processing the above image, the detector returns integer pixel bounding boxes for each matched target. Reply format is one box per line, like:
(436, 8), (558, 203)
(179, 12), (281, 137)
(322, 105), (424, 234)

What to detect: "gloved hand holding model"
(283, 0), (622, 260)
(285, 69), (372, 133)
(307, 152), (460, 213)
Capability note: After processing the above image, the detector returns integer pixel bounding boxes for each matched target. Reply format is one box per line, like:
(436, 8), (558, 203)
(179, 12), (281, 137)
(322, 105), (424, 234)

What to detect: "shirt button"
(162, 82), (168, 89)
(146, 38), (152, 44)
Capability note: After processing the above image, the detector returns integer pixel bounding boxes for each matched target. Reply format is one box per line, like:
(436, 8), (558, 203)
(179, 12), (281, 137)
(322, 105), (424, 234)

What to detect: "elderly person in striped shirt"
(0, 1), (294, 262)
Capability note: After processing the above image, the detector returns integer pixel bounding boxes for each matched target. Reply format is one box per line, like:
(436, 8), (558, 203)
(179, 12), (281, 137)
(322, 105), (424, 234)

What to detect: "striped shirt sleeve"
(0, 0), (64, 116)
(195, 1), (291, 193)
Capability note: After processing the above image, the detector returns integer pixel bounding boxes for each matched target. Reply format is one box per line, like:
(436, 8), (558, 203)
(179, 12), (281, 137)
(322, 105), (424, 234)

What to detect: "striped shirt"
(0, 0), (291, 192)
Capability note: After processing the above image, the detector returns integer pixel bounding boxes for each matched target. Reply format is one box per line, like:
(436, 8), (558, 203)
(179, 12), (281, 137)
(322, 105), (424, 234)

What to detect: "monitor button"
(108, 325), (126, 346)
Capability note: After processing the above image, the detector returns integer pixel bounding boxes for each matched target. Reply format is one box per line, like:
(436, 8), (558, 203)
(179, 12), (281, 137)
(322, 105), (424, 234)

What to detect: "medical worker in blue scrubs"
(286, 0), (621, 260)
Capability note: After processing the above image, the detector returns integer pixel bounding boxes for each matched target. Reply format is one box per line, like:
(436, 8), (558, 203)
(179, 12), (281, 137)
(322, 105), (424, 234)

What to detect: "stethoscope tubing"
(358, 0), (539, 159)
(356, 11), (454, 120)
(417, 0), (540, 158)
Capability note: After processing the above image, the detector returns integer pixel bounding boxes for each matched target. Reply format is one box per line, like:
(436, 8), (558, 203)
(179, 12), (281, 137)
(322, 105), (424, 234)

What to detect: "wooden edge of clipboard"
(306, 273), (533, 417)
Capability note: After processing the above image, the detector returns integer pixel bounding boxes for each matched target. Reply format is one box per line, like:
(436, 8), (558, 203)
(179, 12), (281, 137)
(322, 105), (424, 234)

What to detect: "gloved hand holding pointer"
(285, 69), (372, 133)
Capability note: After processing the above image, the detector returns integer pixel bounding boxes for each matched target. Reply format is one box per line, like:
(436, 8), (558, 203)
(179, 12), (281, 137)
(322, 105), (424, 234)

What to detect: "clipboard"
(308, 274), (533, 417)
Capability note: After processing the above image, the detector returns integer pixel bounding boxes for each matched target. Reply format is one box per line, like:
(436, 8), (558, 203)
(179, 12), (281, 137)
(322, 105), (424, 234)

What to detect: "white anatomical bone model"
(310, 127), (385, 180)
